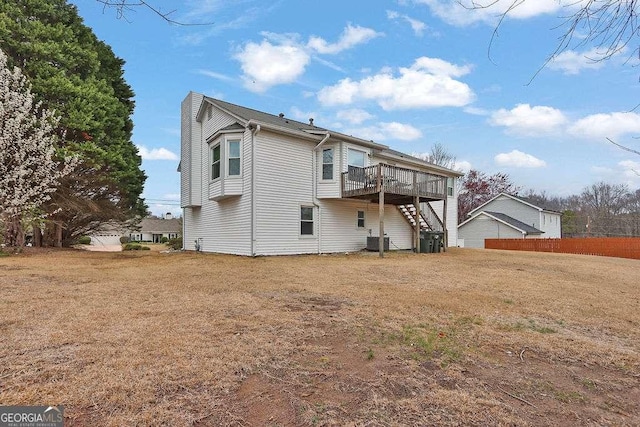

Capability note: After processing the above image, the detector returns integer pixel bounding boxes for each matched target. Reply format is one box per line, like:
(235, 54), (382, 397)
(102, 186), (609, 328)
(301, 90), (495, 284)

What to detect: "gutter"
(248, 120), (261, 256)
(312, 133), (331, 254)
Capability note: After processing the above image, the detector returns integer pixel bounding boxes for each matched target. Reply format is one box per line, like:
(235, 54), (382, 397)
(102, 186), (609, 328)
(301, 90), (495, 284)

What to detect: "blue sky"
(71, 0), (640, 216)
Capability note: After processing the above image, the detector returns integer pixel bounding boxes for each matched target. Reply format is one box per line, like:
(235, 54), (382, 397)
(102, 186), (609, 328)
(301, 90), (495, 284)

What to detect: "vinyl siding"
(539, 212), (562, 238)
(474, 196), (540, 230)
(182, 103), (252, 255)
(180, 92), (203, 207)
(182, 206), (202, 251)
(316, 142), (341, 199)
(458, 215), (524, 248)
(319, 199), (413, 253)
(254, 130), (318, 255)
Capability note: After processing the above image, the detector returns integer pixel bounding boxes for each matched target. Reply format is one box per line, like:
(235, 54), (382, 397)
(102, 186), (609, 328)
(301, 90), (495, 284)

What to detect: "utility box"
(366, 236), (389, 251)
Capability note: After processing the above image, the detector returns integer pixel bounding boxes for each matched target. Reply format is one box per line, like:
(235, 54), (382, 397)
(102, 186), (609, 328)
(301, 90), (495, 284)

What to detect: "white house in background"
(179, 92), (462, 256)
(458, 192), (562, 248)
(129, 213), (181, 243)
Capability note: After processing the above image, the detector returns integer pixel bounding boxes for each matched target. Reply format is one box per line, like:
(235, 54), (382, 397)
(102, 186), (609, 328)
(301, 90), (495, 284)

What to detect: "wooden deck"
(341, 164), (447, 205)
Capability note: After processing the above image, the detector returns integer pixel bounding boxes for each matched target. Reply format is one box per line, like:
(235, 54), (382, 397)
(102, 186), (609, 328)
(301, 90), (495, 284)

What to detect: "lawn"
(0, 248), (638, 426)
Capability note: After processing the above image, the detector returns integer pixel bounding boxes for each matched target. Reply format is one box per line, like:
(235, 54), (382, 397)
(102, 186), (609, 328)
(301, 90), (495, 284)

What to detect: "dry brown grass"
(1, 247), (639, 426)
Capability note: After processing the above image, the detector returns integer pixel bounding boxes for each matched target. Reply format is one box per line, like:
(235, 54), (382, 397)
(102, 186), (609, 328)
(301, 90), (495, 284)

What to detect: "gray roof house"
(129, 214), (181, 243)
(180, 92), (463, 256)
(458, 193), (561, 248)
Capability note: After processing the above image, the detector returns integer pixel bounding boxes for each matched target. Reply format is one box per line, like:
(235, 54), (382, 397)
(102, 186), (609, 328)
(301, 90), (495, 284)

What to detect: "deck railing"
(341, 164), (447, 200)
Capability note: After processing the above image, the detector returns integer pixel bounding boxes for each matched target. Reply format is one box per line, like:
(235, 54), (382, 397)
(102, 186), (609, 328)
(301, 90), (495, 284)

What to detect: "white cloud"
(336, 108), (374, 124)
(620, 160), (640, 178)
(196, 69), (234, 81)
(454, 160), (472, 172)
(163, 193), (181, 201)
(317, 56), (474, 110)
(548, 48), (606, 75)
(415, 0), (566, 26)
(387, 10), (427, 36)
(568, 112), (640, 140)
(464, 106), (490, 116)
(137, 145), (179, 161)
(495, 150), (546, 168)
(308, 24), (382, 54)
(234, 40), (310, 92)
(489, 104), (567, 136)
(344, 122), (422, 141)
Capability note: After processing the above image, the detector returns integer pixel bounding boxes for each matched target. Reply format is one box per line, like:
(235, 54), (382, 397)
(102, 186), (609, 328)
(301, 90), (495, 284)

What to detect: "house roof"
(468, 192), (562, 217)
(458, 210), (543, 235)
(201, 96), (462, 177)
(139, 218), (181, 234)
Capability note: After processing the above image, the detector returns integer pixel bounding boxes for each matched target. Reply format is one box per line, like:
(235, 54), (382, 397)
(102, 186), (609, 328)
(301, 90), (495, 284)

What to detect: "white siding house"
(458, 193), (562, 248)
(180, 92), (462, 256)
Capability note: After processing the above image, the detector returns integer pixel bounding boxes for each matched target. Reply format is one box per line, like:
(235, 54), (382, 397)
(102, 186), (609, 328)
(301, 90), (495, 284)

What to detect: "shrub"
(123, 243), (151, 251)
(166, 237), (182, 250)
(120, 236), (129, 244)
(160, 236), (169, 244)
(78, 236), (91, 245)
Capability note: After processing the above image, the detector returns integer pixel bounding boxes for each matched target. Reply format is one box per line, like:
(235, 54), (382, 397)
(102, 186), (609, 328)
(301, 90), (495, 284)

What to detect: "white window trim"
(210, 142), (221, 182)
(226, 138), (242, 178)
(300, 205), (315, 238)
(322, 147), (334, 181)
(347, 147), (367, 170)
(357, 210), (366, 229)
(208, 134), (243, 182)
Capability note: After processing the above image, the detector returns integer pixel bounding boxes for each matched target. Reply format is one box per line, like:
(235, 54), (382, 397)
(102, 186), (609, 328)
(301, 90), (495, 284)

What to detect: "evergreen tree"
(0, 0), (146, 246)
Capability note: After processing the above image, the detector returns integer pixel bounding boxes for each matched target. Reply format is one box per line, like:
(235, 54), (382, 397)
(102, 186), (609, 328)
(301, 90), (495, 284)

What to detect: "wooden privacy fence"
(485, 237), (640, 260)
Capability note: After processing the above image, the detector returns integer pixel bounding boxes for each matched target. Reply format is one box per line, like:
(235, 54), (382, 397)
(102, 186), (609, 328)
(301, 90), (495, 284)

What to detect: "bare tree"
(464, 0), (639, 71)
(96, 1), (213, 25)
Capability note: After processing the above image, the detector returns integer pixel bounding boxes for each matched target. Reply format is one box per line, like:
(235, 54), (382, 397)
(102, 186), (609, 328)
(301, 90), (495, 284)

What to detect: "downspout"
(313, 133), (330, 254)
(248, 120), (261, 256)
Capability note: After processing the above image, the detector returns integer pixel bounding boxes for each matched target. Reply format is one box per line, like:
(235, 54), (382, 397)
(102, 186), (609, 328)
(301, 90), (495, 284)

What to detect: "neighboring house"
(458, 193), (562, 248)
(179, 92), (463, 256)
(89, 223), (124, 247)
(129, 213), (181, 243)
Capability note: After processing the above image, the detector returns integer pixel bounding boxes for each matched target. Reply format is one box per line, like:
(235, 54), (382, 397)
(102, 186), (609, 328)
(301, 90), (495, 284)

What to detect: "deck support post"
(414, 196), (421, 253)
(443, 188), (448, 252)
(377, 164), (384, 258)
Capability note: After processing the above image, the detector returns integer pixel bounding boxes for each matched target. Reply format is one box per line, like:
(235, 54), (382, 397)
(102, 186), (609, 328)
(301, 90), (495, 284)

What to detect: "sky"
(71, 0), (640, 217)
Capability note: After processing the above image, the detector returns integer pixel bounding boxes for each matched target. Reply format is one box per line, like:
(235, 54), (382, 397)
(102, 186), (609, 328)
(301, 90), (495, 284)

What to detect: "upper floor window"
(228, 139), (241, 176)
(322, 148), (333, 180)
(211, 144), (221, 180)
(447, 177), (454, 197)
(348, 148), (365, 169)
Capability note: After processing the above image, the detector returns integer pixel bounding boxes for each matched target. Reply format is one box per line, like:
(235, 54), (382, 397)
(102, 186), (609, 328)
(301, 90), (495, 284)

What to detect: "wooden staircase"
(398, 203), (444, 231)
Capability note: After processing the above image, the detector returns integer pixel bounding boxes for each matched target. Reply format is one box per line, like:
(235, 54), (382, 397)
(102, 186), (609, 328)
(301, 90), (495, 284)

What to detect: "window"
(348, 148), (365, 168)
(300, 206), (314, 235)
(357, 210), (365, 228)
(207, 105), (213, 120)
(348, 148), (366, 181)
(322, 148), (333, 180)
(447, 177), (454, 196)
(211, 144), (221, 180)
(228, 140), (241, 176)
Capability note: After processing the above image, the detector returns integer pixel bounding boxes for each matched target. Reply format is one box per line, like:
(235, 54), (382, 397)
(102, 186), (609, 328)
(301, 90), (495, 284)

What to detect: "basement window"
(357, 210), (365, 228)
(300, 206), (314, 236)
